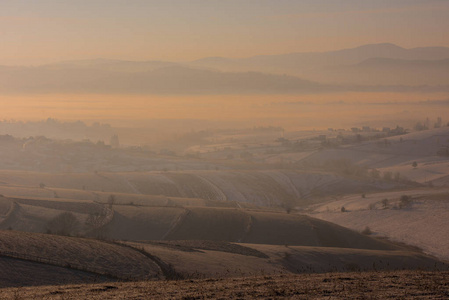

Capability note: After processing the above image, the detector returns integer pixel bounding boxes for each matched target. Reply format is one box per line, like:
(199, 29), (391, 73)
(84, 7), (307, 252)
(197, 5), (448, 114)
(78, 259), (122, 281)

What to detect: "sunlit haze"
(1, 0), (448, 65)
(2, 1), (449, 297)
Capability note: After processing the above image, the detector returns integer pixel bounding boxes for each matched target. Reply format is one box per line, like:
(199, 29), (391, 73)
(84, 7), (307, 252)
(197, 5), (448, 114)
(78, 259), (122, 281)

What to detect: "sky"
(1, 0), (449, 65)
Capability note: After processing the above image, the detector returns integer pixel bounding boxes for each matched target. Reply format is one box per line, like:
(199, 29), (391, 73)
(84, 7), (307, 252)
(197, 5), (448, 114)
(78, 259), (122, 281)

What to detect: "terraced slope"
(241, 211), (396, 249)
(104, 206), (186, 241)
(0, 197), (420, 251)
(107, 206), (399, 250)
(0, 169), (396, 208)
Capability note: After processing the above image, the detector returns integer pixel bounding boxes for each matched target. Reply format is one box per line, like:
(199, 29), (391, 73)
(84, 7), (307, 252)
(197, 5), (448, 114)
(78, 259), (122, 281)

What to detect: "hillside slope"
(0, 256), (111, 288)
(301, 127), (449, 186)
(105, 206), (401, 250)
(128, 240), (447, 279)
(308, 189), (449, 261)
(0, 230), (162, 280)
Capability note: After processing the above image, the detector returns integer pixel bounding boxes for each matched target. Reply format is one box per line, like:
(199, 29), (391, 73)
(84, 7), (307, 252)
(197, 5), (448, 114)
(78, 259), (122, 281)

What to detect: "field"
(0, 230), (162, 282)
(308, 188), (449, 261)
(1, 125), (449, 298)
(0, 227), (446, 289)
(1, 271), (448, 299)
(2, 3), (449, 297)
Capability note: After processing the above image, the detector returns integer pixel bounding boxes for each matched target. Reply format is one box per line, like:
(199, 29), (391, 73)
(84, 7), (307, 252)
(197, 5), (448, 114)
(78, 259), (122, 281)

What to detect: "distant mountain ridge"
(1, 43), (448, 94)
(194, 43), (449, 65)
(191, 43), (449, 75)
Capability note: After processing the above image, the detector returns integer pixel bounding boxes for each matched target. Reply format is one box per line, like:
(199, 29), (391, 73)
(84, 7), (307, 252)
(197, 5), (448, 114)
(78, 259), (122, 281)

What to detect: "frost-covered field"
(309, 189), (449, 261)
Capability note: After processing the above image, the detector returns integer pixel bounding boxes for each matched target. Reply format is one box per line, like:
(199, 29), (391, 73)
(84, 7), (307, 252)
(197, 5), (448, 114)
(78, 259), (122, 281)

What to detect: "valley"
(0, 123), (448, 296)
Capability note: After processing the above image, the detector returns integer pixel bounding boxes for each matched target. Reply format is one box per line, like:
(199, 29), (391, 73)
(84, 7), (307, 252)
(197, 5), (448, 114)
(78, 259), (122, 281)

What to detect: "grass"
(0, 230), (162, 280)
(1, 270), (448, 299)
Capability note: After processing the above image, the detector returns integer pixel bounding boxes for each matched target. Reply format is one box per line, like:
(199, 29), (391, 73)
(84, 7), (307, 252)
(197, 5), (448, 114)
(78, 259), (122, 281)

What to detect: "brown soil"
(2, 270), (448, 299)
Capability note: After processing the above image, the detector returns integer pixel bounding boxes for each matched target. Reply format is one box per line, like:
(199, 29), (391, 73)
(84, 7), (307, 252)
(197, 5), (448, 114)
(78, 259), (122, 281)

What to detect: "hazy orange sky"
(1, 0), (449, 65)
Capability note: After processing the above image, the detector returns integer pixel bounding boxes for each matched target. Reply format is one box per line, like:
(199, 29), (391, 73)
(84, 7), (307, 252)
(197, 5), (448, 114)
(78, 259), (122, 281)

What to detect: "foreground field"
(2, 271), (448, 299)
(129, 240), (447, 279)
(0, 230), (162, 285)
(1, 229), (446, 288)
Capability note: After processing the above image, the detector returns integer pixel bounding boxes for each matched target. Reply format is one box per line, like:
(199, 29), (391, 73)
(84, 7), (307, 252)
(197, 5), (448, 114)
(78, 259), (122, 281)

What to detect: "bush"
(399, 195), (412, 208)
(281, 199), (295, 214)
(361, 226), (372, 235)
(383, 171), (392, 181)
(341, 206), (346, 212)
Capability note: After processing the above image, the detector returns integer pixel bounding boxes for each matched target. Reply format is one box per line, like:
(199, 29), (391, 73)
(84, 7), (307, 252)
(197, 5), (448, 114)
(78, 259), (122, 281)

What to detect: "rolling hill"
(300, 126), (449, 186)
(0, 64), (328, 94)
(0, 228), (446, 288)
(308, 188), (449, 262)
(0, 230), (162, 281)
(0, 192), (402, 250)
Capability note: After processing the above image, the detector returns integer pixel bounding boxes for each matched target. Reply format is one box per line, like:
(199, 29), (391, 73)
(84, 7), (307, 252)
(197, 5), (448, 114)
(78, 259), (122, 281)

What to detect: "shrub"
(399, 195), (412, 208)
(383, 171), (392, 181)
(281, 199), (296, 214)
(341, 206), (346, 212)
(361, 226), (372, 235)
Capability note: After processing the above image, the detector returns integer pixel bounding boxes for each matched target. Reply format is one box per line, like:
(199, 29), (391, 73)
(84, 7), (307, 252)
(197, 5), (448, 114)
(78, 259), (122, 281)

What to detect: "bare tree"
(85, 209), (109, 239)
(107, 194), (116, 209)
(46, 212), (80, 236)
